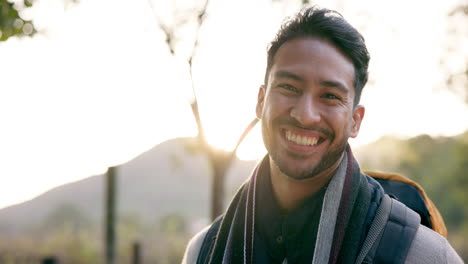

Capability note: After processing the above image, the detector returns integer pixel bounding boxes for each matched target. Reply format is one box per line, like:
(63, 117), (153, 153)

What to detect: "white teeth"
(285, 130), (318, 146)
(311, 137), (318, 145)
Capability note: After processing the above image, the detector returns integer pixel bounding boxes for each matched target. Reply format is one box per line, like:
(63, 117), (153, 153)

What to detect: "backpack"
(365, 170), (447, 237)
(196, 171), (447, 264)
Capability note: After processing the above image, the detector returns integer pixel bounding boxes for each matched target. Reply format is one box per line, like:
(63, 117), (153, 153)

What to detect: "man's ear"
(350, 105), (365, 138)
(256, 85), (266, 119)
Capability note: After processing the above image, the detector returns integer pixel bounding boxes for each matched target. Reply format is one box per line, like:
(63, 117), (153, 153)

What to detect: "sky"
(0, 0), (467, 210)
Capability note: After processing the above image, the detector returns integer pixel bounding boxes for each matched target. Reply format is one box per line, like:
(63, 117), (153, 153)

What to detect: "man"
(182, 6), (463, 264)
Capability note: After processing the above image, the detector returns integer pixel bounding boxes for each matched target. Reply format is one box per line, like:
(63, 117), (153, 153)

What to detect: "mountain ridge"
(0, 137), (257, 234)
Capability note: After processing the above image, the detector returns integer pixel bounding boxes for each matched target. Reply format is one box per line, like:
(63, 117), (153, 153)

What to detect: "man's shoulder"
(359, 193), (463, 264)
(181, 225), (211, 264)
(406, 225), (464, 264)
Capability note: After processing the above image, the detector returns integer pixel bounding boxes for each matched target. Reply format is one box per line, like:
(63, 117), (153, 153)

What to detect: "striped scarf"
(206, 145), (371, 264)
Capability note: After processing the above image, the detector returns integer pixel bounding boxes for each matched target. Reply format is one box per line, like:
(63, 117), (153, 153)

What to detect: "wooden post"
(42, 256), (58, 264)
(132, 241), (141, 264)
(105, 166), (117, 264)
(210, 158), (226, 221)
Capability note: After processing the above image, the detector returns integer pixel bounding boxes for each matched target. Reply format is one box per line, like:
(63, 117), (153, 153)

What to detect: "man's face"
(256, 37), (365, 180)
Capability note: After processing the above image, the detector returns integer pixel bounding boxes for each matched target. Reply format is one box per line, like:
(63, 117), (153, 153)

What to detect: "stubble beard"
(262, 118), (348, 180)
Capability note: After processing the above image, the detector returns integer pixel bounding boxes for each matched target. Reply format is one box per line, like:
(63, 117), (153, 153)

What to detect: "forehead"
(269, 37), (355, 93)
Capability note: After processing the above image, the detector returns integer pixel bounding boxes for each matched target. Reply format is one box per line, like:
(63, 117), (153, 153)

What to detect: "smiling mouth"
(285, 130), (320, 146)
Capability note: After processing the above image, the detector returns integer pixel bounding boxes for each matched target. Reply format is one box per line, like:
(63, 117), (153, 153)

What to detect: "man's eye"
(278, 84), (299, 93)
(323, 93), (341, 100)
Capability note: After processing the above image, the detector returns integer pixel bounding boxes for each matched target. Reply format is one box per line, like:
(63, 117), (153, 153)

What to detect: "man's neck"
(269, 154), (345, 213)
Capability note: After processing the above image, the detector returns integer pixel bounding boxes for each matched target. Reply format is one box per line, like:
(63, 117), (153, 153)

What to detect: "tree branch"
(232, 118), (259, 154)
(221, 117), (259, 171)
(187, 0), (210, 142)
(147, 0), (176, 55)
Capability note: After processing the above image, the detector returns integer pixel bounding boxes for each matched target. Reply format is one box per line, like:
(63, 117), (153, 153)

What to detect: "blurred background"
(0, 0), (467, 263)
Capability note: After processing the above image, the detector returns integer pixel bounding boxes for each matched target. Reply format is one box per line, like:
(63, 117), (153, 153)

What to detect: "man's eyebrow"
(273, 70), (305, 82)
(319, 80), (349, 94)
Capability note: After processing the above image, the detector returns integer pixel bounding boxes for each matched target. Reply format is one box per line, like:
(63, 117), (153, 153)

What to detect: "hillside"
(0, 137), (257, 235)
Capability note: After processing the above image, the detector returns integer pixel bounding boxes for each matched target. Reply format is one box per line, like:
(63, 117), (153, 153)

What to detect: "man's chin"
(285, 173), (317, 181)
(275, 162), (321, 180)
(272, 150), (344, 181)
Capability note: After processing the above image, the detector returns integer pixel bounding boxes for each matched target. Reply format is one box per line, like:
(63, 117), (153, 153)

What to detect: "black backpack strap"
(363, 195), (421, 264)
(373, 197), (420, 264)
(196, 215), (223, 264)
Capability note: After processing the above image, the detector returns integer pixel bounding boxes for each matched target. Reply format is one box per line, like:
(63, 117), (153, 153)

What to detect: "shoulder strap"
(373, 196), (421, 264)
(365, 195), (421, 264)
(356, 195), (421, 264)
(196, 216), (223, 264)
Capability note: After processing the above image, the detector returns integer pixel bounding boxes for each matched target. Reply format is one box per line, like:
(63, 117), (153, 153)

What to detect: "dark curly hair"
(264, 6), (370, 106)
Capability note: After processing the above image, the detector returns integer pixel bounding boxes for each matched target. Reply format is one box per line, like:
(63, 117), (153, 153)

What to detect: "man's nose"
(289, 94), (321, 126)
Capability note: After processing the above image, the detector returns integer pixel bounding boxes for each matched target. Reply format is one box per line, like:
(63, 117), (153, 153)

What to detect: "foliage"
(0, 0), (35, 41)
(0, 226), (101, 263)
(40, 203), (92, 232)
(160, 213), (187, 234)
(0, 212), (191, 263)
